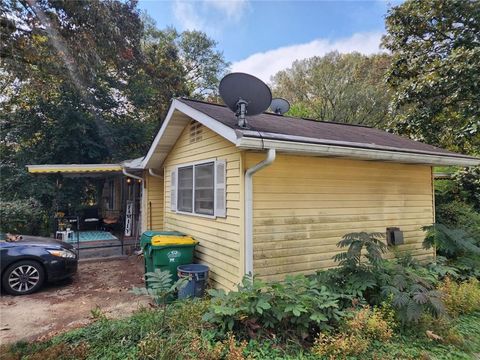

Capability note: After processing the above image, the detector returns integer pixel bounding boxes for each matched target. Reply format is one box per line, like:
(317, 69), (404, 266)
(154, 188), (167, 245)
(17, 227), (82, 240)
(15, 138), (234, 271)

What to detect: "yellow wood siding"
(163, 123), (244, 290)
(145, 173), (164, 231)
(246, 153), (435, 282)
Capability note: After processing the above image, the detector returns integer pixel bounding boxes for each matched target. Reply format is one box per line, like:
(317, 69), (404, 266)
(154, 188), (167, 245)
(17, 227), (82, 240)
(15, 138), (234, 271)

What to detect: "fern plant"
(320, 232), (447, 324)
(423, 223), (480, 279)
(334, 232), (388, 268)
(380, 264), (444, 324)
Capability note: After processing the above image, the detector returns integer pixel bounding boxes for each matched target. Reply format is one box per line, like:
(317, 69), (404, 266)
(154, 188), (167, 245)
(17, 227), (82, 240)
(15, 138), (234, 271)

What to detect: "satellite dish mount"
(219, 73), (272, 129)
(235, 98), (248, 128)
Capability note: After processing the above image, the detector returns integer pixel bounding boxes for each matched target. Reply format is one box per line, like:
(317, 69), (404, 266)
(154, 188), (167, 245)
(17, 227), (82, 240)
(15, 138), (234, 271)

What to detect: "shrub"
(346, 305), (395, 342)
(436, 201), (480, 238)
(423, 223), (480, 279)
(315, 232), (446, 324)
(380, 262), (445, 324)
(0, 198), (48, 235)
(204, 275), (349, 341)
(312, 305), (395, 358)
(439, 277), (480, 318)
(313, 332), (370, 358)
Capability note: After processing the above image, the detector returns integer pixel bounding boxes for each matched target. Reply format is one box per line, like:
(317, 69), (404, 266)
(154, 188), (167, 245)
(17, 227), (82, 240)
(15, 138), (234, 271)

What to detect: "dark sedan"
(1, 236), (78, 295)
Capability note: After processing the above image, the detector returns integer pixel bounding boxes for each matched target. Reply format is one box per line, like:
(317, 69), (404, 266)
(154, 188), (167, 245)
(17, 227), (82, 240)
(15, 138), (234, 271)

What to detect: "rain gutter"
(122, 168), (143, 182)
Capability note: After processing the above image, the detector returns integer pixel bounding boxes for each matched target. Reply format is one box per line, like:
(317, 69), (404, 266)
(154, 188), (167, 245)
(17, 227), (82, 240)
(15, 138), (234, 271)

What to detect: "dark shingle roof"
(178, 98), (476, 160)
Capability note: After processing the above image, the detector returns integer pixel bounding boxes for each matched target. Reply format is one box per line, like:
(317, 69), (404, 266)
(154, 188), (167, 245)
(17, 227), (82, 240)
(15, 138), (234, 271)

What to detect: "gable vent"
(189, 121), (203, 144)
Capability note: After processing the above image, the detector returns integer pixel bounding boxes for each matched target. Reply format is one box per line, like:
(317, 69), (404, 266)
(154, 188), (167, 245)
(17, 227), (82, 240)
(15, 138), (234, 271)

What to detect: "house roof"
(178, 98), (474, 160)
(141, 98), (480, 168)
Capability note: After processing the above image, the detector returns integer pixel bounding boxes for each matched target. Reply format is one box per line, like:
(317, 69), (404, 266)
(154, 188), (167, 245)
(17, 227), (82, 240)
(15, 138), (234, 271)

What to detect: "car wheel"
(2, 260), (45, 295)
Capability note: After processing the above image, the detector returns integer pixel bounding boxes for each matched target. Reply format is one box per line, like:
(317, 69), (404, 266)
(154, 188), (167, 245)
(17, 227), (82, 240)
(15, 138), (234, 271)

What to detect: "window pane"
(194, 162), (214, 215)
(178, 166), (193, 212)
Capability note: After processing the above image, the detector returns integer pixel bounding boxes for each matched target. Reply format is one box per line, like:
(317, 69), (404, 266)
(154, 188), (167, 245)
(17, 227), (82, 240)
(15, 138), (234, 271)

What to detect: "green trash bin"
(141, 231), (198, 288)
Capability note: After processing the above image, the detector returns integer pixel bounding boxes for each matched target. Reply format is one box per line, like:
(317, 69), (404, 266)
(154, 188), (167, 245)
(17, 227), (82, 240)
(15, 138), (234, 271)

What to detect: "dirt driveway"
(0, 256), (150, 344)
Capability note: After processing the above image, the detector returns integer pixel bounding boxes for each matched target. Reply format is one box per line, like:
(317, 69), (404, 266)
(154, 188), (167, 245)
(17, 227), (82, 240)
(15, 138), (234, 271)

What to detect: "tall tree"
(271, 52), (392, 127)
(0, 1), (228, 222)
(383, 0), (480, 155)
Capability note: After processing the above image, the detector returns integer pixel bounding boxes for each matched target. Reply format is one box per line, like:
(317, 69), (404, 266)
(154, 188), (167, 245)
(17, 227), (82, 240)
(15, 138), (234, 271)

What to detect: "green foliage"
(317, 232), (446, 324)
(131, 269), (188, 306)
(436, 201), (480, 238)
(0, 198), (48, 235)
(333, 231), (388, 268)
(380, 262), (445, 323)
(440, 277), (480, 318)
(312, 305), (395, 358)
(435, 167), (480, 214)
(271, 52), (392, 127)
(383, 0), (480, 154)
(423, 223), (480, 279)
(204, 275), (348, 341)
(2, 289), (480, 360)
(369, 312), (480, 359)
(1, 2), (228, 235)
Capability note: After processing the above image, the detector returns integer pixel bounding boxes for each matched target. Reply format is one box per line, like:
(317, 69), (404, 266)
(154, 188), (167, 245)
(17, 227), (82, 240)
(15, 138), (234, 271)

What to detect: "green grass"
(2, 304), (479, 360)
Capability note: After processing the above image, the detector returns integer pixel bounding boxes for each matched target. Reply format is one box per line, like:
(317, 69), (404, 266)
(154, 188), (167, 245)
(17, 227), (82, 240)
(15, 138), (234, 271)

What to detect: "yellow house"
(139, 98), (479, 289)
(27, 98), (480, 289)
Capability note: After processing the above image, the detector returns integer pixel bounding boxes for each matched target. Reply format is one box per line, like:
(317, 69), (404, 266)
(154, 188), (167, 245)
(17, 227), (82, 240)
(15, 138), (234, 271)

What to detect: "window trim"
(174, 158), (218, 219)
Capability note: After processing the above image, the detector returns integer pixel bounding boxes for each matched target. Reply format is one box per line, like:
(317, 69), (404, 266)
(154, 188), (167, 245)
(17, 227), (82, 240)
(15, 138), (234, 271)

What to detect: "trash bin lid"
(151, 235), (198, 246)
(141, 231), (186, 247)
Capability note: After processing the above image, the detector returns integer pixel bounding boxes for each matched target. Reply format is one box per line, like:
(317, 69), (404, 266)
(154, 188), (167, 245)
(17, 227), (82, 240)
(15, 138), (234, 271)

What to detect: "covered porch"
(27, 159), (144, 259)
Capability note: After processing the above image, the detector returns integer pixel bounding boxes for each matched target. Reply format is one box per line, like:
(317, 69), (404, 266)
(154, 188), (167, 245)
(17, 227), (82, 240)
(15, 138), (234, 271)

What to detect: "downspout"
(245, 148), (276, 276)
(122, 168), (143, 182)
(149, 168), (163, 178)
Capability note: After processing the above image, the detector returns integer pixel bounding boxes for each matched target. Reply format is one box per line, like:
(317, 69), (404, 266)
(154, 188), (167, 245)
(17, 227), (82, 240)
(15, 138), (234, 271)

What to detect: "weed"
(90, 305), (106, 320)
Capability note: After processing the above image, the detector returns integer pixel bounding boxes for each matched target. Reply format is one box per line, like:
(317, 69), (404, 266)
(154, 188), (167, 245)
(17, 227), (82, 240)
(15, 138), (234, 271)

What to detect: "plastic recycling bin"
(140, 231), (198, 288)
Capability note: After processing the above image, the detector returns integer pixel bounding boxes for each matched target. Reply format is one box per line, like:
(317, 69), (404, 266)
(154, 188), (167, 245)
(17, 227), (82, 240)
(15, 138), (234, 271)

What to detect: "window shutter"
(215, 160), (226, 218)
(170, 169), (177, 212)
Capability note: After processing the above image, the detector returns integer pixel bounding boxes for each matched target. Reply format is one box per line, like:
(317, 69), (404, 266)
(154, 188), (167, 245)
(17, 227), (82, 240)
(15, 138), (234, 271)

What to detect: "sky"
(137, 1), (401, 82)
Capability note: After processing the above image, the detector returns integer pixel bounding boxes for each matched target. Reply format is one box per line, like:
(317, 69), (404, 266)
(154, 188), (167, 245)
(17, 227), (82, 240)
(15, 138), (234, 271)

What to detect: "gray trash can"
(177, 264), (209, 299)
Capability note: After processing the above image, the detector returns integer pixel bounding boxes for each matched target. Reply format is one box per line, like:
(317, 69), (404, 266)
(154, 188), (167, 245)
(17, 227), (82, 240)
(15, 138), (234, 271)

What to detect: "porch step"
(78, 245), (123, 259)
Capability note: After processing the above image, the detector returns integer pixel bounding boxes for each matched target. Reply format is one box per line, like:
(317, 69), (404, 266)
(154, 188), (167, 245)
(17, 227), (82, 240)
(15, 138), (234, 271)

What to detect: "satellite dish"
(270, 98), (290, 115)
(219, 73), (272, 128)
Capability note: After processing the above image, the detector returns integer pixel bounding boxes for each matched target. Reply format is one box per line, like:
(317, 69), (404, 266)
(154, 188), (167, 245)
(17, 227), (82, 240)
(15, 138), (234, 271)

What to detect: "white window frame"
(174, 158), (221, 219)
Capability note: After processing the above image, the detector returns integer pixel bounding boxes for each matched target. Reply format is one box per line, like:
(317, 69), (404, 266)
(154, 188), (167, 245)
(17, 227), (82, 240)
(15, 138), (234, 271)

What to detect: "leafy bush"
(0, 198), (48, 235)
(315, 232), (388, 304)
(204, 275), (349, 341)
(451, 167), (480, 211)
(380, 262), (444, 323)
(436, 201), (480, 238)
(439, 277), (480, 318)
(435, 167), (480, 212)
(312, 305), (395, 358)
(424, 223), (480, 279)
(315, 232), (446, 324)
